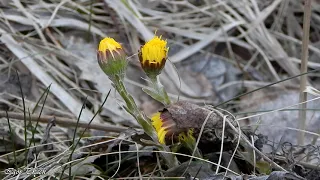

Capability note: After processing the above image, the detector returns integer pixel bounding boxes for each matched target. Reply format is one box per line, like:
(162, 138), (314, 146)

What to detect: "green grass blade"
(16, 71), (27, 166)
(6, 111), (17, 168)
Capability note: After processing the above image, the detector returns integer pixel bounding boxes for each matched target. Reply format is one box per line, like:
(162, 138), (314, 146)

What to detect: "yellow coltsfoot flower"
(139, 36), (168, 78)
(97, 37), (127, 80)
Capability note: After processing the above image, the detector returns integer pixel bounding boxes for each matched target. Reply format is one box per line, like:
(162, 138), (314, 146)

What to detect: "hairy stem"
(113, 75), (178, 167)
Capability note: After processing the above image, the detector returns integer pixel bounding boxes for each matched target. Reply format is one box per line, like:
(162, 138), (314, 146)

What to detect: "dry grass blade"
(104, 0), (153, 40)
(0, 29), (102, 123)
(298, 0), (312, 146)
(0, 111), (127, 132)
(169, 21), (245, 63)
(1, 0), (320, 178)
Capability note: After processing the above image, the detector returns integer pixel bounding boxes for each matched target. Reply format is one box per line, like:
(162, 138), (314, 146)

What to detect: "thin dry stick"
(273, 155), (320, 170)
(182, 111), (214, 176)
(298, 0), (312, 146)
(225, 119), (286, 171)
(251, 135), (256, 175)
(110, 140), (124, 179)
(215, 115), (227, 174)
(0, 111), (127, 132)
(210, 107), (285, 171)
(221, 108), (241, 177)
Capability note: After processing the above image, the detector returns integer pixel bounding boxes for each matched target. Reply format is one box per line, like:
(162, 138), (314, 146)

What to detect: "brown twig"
(45, 28), (62, 48)
(0, 111), (127, 133)
(298, 0), (312, 146)
(223, 117), (287, 171)
(272, 155), (320, 171)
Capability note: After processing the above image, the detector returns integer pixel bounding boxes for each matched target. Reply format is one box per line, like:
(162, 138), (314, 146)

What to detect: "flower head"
(151, 111), (176, 144)
(99, 38), (122, 55)
(97, 37), (127, 80)
(178, 129), (195, 143)
(139, 36), (168, 78)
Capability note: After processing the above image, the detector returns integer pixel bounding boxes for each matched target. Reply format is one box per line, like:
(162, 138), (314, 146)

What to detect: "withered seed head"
(151, 101), (235, 144)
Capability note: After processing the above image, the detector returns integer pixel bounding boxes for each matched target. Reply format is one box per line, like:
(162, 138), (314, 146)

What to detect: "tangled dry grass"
(1, 0), (320, 179)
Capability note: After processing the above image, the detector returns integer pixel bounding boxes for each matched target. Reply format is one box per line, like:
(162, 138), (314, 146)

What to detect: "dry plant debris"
(0, 0), (320, 179)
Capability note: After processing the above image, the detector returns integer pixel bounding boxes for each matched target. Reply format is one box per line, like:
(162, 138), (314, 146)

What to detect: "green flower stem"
(179, 131), (202, 158)
(150, 76), (171, 105)
(112, 75), (178, 167)
(183, 140), (202, 158)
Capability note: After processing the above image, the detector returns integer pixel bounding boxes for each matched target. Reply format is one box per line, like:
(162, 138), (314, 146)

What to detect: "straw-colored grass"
(1, 0), (320, 179)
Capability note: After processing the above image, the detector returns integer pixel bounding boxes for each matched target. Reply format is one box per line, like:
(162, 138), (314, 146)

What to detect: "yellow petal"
(151, 112), (162, 131)
(151, 112), (167, 144)
(141, 36), (168, 64)
(99, 37), (122, 52)
(157, 128), (167, 144)
(97, 37), (127, 79)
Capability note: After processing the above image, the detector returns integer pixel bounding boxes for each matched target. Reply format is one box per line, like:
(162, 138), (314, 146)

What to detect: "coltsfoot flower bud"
(97, 37), (127, 80)
(151, 109), (195, 145)
(151, 111), (176, 144)
(139, 36), (168, 79)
